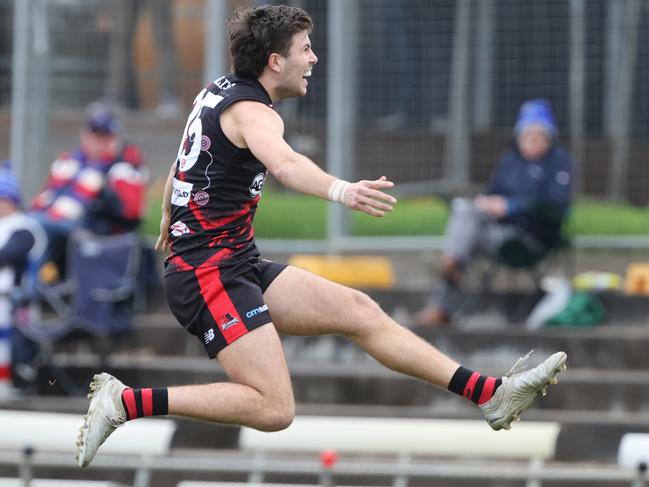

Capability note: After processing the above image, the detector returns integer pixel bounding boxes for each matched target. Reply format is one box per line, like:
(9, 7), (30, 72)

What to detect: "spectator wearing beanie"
(0, 165), (46, 276)
(0, 165), (47, 385)
(415, 98), (573, 327)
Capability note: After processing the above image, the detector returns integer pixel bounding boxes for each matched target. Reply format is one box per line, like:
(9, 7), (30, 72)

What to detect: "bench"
(237, 415), (561, 486)
(240, 415), (561, 460)
(0, 480), (127, 487)
(0, 410), (176, 457)
(177, 483), (322, 487)
(618, 433), (649, 468)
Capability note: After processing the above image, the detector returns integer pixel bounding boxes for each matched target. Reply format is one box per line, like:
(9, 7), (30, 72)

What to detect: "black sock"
(448, 366), (502, 405)
(120, 388), (169, 421)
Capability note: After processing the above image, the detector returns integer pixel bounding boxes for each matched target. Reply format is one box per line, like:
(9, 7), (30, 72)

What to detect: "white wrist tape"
(328, 179), (350, 204)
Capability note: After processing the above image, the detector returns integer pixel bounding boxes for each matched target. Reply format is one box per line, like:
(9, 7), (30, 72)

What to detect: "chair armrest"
(90, 282), (134, 302)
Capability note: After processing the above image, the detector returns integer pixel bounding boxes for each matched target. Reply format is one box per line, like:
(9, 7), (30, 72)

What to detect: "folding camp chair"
(459, 233), (572, 323)
(13, 230), (140, 395)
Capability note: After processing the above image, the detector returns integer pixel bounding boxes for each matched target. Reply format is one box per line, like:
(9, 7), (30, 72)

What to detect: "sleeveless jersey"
(165, 75), (272, 275)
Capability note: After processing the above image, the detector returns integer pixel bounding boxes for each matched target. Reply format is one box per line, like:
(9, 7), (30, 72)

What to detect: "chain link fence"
(2, 0), (649, 232)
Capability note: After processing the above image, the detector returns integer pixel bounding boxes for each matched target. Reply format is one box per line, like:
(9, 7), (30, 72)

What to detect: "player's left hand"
(343, 176), (397, 217)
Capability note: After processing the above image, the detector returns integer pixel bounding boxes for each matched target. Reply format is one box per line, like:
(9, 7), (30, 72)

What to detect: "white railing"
(0, 449), (647, 487)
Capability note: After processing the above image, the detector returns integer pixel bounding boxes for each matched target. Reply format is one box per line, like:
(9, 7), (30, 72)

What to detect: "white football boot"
(480, 350), (567, 431)
(75, 373), (128, 468)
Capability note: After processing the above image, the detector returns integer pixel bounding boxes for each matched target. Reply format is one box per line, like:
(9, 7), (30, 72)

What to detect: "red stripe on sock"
(463, 372), (480, 400)
(141, 388), (153, 417)
(121, 388), (137, 420)
(478, 377), (497, 404)
(0, 365), (10, 380)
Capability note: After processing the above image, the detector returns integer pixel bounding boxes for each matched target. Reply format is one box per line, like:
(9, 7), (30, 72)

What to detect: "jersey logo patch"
(220, 313), (240, 331)
(200, 135), (211, 151)
(172, 178), (193, 206)
(170, 220), (190, 237)
(249, 172), (266, 198)
(194, 191), (209, 206)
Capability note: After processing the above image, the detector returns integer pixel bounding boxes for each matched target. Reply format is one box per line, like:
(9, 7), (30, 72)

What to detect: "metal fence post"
(445, 0), (472, 189)
(133, 457), (152, 487)
(632, 462), (648, 487)
(327, 0), (358, 247)
(248, 451), (266, 484)
(10, 0), (31, 189)
(27, 0), (51, 202)
(19, 447), (34, 487)
(392, 452), (411, 487)
(473, 0), (495, 130)
(525, 457), (544, 487)
(569, 0), (585, 194)
(607, 0), (640, 201)
(203, 0), (228, 83)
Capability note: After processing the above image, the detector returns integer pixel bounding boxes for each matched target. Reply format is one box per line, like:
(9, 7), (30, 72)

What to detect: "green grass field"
(142, 188), (649, 239)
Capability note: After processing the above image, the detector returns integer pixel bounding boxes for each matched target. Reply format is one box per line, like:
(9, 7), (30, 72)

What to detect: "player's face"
(518, 126), (551, 161)
(278, 30), (318, 98)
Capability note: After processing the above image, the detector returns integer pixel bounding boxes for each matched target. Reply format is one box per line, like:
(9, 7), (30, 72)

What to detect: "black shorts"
(164, 258), (287, 358)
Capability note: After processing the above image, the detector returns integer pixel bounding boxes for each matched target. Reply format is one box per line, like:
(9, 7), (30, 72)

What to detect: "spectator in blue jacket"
(416, 99), (573, 326)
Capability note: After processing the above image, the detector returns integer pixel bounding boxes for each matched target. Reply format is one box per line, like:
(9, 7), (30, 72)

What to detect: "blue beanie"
(0, 164), (22, 207)
(514, 98), (557, 138)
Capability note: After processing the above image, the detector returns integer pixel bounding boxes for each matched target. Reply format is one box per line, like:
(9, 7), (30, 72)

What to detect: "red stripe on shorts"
(195, 266), (248, 345)
(0, 365), (10, 380)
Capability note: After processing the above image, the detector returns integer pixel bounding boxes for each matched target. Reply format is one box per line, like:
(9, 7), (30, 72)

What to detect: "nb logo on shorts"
(220, 313), (240, 331)
(203, 329), (215, 344)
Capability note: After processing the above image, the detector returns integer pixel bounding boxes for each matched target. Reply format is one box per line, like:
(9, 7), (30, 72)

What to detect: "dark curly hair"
(228, 4), (313, 79)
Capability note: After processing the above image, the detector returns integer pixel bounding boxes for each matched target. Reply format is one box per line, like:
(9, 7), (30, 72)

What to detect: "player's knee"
(349, 289), (384, 335)
(258, 401), (295, 432)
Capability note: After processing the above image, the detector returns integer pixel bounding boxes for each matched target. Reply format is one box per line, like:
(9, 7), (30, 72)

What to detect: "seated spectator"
(30, 102), (147, 278)
(0, 164), (46, 285)
(415, 99), (573, 326)
(0, 165), (47, 379)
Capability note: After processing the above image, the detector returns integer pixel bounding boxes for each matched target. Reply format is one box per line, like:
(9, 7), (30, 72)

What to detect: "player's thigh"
(165, 266), (292, 400)
(263, 265), (383, 337)
(216, 322), (294, 404)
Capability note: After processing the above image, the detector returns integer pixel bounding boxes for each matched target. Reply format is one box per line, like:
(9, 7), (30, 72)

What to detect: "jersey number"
(176, 89), (223, 172)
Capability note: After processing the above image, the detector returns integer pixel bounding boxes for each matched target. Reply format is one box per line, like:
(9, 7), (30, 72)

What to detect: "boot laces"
(506, 349), (534, 377)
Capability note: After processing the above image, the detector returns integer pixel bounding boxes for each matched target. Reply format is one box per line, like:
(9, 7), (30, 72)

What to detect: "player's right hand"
(343, 176), (397, 217)
(154, 211), (170, 252)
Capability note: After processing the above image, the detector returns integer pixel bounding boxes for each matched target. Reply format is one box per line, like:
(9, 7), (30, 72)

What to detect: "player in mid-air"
(76, 4), (567, 468)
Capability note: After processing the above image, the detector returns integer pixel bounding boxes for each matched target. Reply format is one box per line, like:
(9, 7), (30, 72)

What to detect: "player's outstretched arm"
(154, 161), (176, 252)
(225, 101), (396, 217)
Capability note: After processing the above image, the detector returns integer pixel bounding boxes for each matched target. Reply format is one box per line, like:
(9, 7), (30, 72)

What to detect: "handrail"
(253, 235), (649, 254)
(0, 450), (645, 487)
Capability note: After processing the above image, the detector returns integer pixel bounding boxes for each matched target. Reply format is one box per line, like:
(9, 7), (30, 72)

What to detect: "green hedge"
(142, 189), (648, 239)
